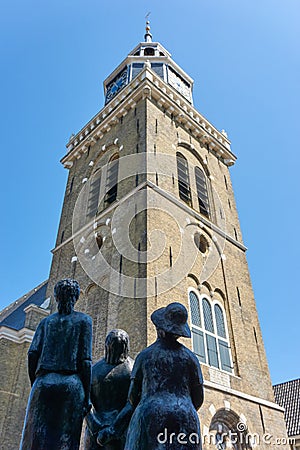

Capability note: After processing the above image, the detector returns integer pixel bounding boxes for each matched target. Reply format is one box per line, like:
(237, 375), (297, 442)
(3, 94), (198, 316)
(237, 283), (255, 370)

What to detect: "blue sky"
(0, 0), (299, 384)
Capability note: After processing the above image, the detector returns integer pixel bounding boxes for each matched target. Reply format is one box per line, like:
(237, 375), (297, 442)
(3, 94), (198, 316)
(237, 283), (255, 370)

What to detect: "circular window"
(194, 233), (209, 254)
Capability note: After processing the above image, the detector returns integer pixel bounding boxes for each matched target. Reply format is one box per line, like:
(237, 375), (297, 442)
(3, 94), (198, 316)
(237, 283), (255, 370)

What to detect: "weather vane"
(144, 12), (152, 42)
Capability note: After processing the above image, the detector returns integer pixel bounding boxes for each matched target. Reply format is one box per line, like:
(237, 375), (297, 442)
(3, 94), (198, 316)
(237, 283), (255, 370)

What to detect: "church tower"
(1, 23), (288, 449)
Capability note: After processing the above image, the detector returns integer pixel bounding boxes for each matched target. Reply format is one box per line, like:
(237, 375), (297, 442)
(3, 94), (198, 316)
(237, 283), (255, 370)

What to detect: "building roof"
(273, 379), (300, 437)
(0, 280), (49, 331)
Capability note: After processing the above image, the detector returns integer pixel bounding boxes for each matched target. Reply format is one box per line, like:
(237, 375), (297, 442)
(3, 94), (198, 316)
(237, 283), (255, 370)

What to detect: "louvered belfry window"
(195, 166), (210, 217)
(105, 154), (119, 205)
(87, 171), (101, 218)
(176, 152), (192, 206)
(188, 291), (233, 373)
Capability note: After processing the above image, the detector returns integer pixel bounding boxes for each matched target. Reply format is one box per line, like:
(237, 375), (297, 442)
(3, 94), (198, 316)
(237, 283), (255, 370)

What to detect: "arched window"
(188, 291), (233, 373)
(190, 291), (205, 363)
(195, 166), (210, 217)
(105, 154), (119, 205)
(176, 152), (192, 206)
(87, 170), (101, 218)
(203, 298), (214, 332)
(215, 304), (226, 338)
(210, 408), (252, 450)
(190, 291), (201, 327)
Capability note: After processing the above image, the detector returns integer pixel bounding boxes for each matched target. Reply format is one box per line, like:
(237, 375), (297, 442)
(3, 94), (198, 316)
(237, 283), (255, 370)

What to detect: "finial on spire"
(144, 13), (152, 42)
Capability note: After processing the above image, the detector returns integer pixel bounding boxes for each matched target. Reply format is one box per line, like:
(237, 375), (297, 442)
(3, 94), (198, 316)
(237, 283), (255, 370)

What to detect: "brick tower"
(0, 23), (289, 449)
(45, 23), (288, 448)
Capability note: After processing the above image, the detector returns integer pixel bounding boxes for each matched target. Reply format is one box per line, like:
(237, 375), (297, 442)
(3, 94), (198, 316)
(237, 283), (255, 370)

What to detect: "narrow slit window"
(234, 228), (238, 240)
(69, 176), (74, 194)
(237, 287), (242, 307)
(224, 175), (228, 190)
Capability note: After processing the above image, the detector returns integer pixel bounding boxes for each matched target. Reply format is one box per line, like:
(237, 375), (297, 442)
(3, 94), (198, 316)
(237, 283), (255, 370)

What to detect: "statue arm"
(97, 401), (134, 446)
(127, 374), (142, 408)
(27, 320), (45, 385)
(81, 359), (92, 413)
(191, 383), (204, 410)
(126, 352), (143, 408)
(28, 351), (39, 386)
(113, 400), (134, 437)
(80, 317), (93, 414)
(190, 353), (204, 410)
(85, 409), (102, 436)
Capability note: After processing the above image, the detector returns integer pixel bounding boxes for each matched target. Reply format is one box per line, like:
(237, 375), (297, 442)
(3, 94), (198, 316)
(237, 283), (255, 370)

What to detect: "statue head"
(151, 302), (191, 339)
(105, 329), (129, 365)
(54, 279), (80, 315)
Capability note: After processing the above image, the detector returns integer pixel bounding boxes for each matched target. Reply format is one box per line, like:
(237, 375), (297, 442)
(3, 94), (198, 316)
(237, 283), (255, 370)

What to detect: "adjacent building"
(274, 379), (300, 449)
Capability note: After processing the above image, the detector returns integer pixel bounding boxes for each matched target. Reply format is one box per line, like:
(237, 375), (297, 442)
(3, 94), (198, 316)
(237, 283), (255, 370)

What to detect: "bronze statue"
(84, 329), (133, 450)
(20, 279), (92, 450)
(98, 302), (204, 450)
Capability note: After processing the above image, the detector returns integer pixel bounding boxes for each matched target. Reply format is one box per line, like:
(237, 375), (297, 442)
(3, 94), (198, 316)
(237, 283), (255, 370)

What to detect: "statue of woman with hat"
(98, 302), (204, 450)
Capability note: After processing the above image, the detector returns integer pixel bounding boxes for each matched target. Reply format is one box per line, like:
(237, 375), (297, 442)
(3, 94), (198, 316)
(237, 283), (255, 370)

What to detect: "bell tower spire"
(144, 14), (152, 42)
(102, 21), (194, 105)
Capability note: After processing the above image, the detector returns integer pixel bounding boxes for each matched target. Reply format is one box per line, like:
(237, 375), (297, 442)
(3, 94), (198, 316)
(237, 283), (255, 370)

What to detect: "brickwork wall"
(199, 388), (289, 449)
(1, 89), (288, 448)
(0, 339), (31, 450)
(47, 99), (149, 359)
(145, 96), (273, 392)
(144, 97), (287, 443)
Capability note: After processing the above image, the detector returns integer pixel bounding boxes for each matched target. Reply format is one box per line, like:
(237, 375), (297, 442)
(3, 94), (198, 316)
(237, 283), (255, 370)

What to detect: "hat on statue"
(151, 302), (191, 338)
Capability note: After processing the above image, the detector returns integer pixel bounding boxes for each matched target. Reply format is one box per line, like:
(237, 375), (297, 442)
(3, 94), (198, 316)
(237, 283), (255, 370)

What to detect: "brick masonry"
(0, 82), (289, 448)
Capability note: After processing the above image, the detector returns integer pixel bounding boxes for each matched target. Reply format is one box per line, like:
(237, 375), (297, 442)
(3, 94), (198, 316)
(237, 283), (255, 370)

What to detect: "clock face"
(105, 68), (128, 104)
(168, 67), (192, 102)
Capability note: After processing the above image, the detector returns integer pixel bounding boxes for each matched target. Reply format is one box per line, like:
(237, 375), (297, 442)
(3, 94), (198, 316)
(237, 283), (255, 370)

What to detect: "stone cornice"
(23, 304), (50, 317)
(147, 180), (247, 252)
(0, 326), (34, 344)
(204, 380), (285, 413)
(52, 181), (246, 254)
(0, 279), (48, 322)
(62, 67), (236, 168)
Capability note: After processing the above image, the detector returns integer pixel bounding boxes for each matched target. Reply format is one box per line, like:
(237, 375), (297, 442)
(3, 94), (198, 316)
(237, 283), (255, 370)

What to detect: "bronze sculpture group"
(85, 329), (134, 450)
(20, 279), (204, 450)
